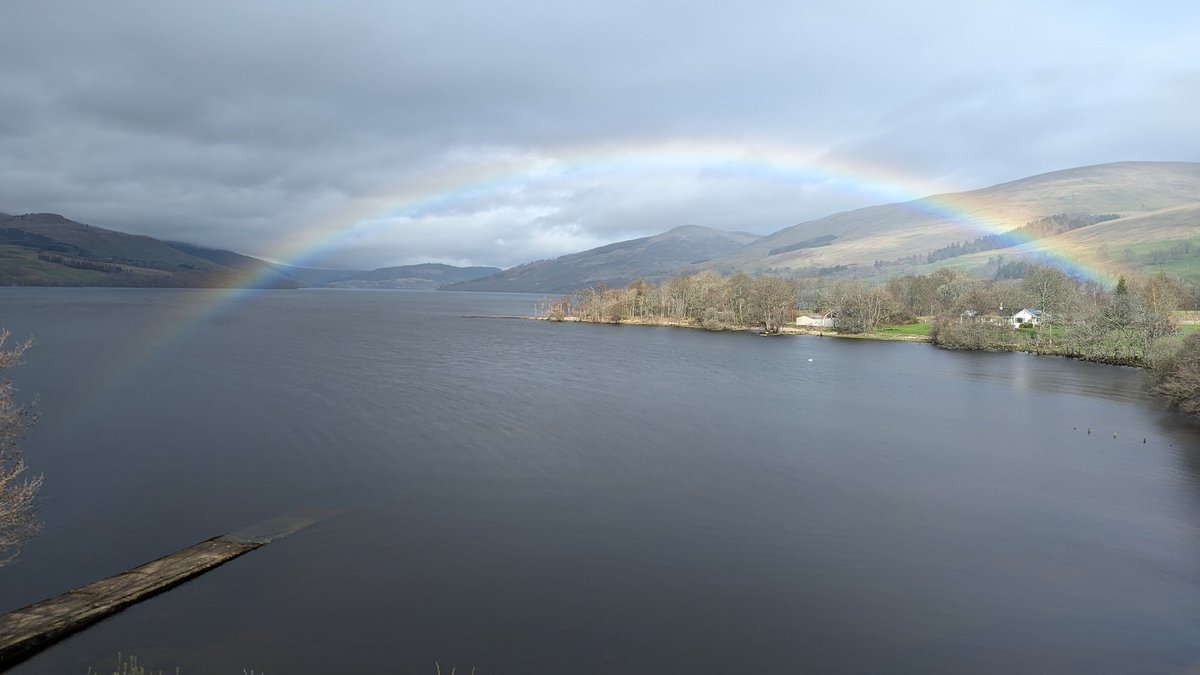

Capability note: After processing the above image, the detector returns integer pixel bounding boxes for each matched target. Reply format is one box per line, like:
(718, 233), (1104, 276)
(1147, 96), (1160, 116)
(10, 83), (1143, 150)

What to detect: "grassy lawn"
(1182, 324), (1200, 336)
(877, 322), (932, 337)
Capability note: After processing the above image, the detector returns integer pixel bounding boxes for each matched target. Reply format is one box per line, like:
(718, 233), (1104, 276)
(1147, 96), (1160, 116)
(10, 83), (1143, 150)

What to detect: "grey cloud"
(1, 0), (1197, 269)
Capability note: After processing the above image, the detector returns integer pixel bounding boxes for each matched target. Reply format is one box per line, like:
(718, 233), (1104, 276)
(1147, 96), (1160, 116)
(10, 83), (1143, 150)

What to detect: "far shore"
(468, 313), (1199, 370)
(478, 314), (934, 343)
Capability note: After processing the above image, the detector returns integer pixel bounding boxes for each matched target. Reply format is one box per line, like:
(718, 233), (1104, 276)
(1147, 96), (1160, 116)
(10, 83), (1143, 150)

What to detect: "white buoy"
(807, 358), (814, 362)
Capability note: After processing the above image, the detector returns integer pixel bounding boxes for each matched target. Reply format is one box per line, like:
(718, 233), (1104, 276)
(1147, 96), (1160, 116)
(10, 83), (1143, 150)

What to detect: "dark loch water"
(2, 288), (1200, 674)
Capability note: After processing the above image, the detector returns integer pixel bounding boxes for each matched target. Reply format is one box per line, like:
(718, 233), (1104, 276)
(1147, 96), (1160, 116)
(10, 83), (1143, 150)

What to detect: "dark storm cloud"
(1, 0), (1197, 268)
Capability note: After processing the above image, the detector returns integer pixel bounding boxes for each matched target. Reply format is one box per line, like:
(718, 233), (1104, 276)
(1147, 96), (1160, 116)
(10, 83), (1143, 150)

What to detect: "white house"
(1010, 308), (1044, 328)
(796, 312), (836, 328)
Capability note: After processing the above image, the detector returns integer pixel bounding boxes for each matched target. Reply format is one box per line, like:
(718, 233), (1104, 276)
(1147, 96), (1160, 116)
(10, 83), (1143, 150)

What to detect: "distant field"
(877, 322), (933, 337)
(1182, 324), (1200, 336)
(0, 246), (111, 285)
(1119, 237), (1199, 256)
(0, 245), (172, 285)
(1146, 258), (1200, 282)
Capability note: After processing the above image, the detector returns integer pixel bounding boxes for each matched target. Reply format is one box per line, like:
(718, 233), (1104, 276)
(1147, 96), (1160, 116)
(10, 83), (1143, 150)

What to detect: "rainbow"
(144, 145), (1126, 344)
(260, 137), (943, 272)
(886, 192), (1116, 283)
(252, 137), (1114, 284)
(174, 136), (1121, 337)
(61, 138), (1121, 427)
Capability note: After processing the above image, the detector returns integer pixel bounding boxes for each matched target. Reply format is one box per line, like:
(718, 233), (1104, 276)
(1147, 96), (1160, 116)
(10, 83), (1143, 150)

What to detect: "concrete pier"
(0, 513), (323, 669)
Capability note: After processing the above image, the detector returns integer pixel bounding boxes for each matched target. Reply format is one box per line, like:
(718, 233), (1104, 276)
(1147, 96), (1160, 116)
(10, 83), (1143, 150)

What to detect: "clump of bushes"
(701, 308), (736, 331)
(1152, 332), (1200, 416)
(930, 319), (1023, 351)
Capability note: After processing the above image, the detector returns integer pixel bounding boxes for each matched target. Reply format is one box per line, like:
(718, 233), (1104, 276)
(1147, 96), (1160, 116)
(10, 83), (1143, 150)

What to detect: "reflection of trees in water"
(1163, 414), (1200, 477)
(1154, 411), (1200, 530)
(1163, 420), (1200, 575)
(955, 349), (1148, 403)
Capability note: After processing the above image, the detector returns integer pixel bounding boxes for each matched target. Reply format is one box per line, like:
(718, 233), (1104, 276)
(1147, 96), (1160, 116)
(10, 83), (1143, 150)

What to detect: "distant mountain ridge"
(449, 161), (1200, 291)
(3, 161), (1197, 291)
(446, 225), (760, 293)
(324, 263), (502, 289)
(730, 161), (1200, 275)
(0, 213), (498, 288)
(0, 212), (288, 287)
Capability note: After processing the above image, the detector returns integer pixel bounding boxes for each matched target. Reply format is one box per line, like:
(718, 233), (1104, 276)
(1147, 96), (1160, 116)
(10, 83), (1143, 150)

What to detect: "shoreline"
(472, 314), (1170, 368)
(477, 314), (933, 343)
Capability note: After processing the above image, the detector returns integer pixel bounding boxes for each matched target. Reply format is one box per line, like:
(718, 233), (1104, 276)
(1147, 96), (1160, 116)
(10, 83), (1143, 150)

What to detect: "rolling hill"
(0, 212), (297, 287)
(453, 161), (1200, 292)
(4, 161), (1197, 292)
(938, 202), (1200, 282)
(323, 263), (502, 289)
(728, 161), (1200, 275)
(0, 213), (499, 288)
(445, 225), (761, 293)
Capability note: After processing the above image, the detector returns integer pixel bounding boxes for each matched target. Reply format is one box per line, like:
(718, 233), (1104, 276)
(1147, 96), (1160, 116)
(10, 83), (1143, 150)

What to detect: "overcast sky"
(2, 1), (1197, 269)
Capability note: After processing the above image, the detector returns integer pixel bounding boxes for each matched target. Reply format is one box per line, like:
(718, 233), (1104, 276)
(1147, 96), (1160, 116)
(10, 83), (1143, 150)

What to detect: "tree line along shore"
(537, 267), (1200, 416)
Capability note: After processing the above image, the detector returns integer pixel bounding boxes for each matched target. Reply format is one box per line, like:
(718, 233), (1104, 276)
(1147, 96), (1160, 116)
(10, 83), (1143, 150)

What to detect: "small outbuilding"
(796, 312), (836, 328)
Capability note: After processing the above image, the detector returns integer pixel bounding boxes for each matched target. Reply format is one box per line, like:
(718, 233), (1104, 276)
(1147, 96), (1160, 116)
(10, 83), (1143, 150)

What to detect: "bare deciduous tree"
(1, 329), (40, 564)
(830, 280), (892, 334)
(1021, 265), (1071, 345)
(748, 276), (798, 333)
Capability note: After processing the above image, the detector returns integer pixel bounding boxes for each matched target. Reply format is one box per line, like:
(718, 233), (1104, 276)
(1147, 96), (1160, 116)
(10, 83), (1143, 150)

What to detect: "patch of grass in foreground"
(876, 322), (932, 336)
(1181, 324), (1200, 336)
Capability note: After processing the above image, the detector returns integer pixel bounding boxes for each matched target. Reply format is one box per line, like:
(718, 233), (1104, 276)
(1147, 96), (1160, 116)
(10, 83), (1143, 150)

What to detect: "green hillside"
(727, 161), (1200, 278)
(5, 161), (1197, 291)
(0, 212), (497, 289)
(327, 263), (502, 289)
(0, 213), (254, 287)
(446, 225), (760, 293)
(935, 204), (1200, 283)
